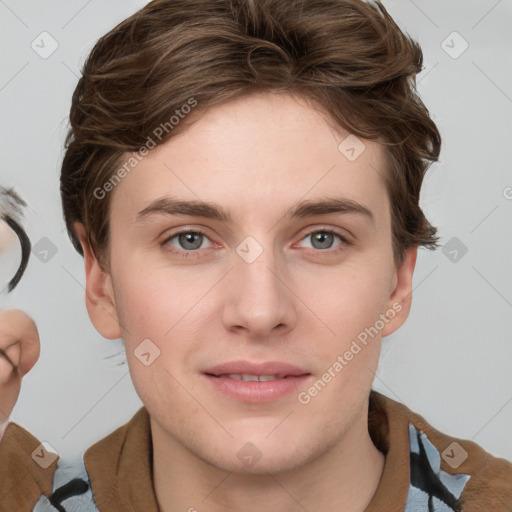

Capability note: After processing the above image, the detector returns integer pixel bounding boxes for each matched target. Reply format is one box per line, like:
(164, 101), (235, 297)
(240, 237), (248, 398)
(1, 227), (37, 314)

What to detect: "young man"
(1, 0), (511, 511)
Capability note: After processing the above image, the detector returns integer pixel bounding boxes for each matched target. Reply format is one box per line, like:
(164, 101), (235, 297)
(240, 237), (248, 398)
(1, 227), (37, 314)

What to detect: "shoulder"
(372, 391), (512, 511)
(0, 421), (98, 511)
(0, 421), (57, 511)
(0, 407), (149, 512)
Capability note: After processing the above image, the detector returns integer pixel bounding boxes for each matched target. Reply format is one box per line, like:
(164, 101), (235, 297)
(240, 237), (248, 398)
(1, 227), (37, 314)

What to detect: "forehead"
(110, 92), (389, 228)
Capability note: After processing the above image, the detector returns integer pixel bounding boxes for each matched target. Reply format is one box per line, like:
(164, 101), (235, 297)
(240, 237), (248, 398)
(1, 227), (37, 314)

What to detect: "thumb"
(0, 310), (41, 423)
(0, 309), (40, 376)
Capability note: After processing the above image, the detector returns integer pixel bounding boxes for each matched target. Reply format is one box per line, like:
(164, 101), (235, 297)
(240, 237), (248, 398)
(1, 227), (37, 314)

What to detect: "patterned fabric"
(405, 424), (471, 511)
(31, 456), (98, 512)
(29, 423), (472, 512)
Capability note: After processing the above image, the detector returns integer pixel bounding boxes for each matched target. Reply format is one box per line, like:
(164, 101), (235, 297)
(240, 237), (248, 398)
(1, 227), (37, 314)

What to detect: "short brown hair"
(60, 0), (441, 270)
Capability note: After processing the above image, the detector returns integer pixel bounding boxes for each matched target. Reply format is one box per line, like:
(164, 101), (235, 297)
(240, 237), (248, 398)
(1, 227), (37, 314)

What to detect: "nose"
(221, 238), (297, 340)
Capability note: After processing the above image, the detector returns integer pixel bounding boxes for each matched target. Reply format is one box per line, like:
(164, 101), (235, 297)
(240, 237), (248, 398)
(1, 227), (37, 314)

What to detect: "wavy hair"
(61, 0), (441, 269)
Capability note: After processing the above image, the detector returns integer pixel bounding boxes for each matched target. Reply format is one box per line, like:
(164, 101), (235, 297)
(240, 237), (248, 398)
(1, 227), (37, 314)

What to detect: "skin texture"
(75, 91), (418, 512)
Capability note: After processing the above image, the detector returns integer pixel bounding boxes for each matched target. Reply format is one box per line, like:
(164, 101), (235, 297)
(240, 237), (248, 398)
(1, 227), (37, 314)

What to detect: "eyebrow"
(136, 196), (375, 224)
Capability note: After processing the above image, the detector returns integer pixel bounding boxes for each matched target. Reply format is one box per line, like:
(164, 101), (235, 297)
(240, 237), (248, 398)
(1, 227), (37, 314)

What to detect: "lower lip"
(203, 374), (312, 403)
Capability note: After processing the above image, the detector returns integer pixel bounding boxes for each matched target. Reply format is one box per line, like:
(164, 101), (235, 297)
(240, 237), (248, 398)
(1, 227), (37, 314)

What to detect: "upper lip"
(204, 360), (310, 378)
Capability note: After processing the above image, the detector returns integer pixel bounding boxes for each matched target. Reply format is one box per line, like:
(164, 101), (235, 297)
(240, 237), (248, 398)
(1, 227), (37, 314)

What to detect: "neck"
(151, 407), (385, 512)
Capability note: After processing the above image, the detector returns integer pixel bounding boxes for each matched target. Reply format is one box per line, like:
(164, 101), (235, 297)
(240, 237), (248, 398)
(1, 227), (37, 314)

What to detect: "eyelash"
(161, 227), (351, 259)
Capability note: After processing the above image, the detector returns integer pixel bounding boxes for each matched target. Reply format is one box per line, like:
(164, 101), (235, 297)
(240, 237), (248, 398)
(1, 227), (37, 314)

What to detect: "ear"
(381, 246), (418, 338)
(73, 222), (122, 340)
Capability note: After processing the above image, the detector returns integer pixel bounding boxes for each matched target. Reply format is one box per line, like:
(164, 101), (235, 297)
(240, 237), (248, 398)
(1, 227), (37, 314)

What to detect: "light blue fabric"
(32, 455), (99, 512)
(404, 423), (471, 511)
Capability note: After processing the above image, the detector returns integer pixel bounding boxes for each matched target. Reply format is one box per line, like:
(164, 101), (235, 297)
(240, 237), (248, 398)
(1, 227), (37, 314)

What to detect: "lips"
(202, 360), (312, 403)
(204, 360), (310, 379)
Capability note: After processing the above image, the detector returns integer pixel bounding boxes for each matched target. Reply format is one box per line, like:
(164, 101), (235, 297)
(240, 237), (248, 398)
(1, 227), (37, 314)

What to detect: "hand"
(0, 309), (40, 430)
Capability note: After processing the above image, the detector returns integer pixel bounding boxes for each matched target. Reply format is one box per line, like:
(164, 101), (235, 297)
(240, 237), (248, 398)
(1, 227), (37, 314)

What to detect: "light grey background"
(1, 0), (511, 463)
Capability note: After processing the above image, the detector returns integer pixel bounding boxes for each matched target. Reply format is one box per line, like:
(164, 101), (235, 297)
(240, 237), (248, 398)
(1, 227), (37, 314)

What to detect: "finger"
(0, 310), (40, 376)
(0, 348), (18, 374)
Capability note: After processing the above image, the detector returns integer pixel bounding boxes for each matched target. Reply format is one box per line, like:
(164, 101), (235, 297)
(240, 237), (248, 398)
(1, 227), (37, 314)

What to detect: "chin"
(207, 451), (308, 476)
(196, 433), (318, 476)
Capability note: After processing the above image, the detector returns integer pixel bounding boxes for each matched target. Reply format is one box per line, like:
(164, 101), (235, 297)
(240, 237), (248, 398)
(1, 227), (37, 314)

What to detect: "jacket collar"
(83, 406), (159, 512)
(77, 390), (512, 511)
(82, 391), (412, 512)
(0, 420), (59, 510)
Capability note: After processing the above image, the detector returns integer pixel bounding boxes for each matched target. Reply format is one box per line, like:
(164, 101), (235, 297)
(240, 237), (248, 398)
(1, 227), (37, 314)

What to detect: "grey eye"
(310, 232), (336, 250)
(298, 230), (344, 251)
(178, 232), (204, 250)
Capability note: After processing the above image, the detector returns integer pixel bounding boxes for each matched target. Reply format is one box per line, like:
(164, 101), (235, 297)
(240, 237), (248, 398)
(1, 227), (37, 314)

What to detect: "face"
(78, 91), (416, 474)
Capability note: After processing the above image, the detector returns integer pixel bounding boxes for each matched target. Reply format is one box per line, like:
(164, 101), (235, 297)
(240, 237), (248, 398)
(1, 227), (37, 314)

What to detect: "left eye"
(296, 229), (347, 251)
(164, 231), (212, 252)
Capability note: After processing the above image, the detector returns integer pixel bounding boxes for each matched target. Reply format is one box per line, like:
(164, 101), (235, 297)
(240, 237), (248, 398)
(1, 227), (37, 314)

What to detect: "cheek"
(114, 275), (178, 342)
(111, 261), (209, 385)
(299, 260), (392, 343)
(294, 269), (389, 410)
(111, 271), (189, 407)
(110, 244), (190, 336)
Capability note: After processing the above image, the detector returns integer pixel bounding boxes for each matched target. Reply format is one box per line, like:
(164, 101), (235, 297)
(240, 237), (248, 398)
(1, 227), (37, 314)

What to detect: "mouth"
(202, 361), (312, 403)
(205, 373), (307, 381)
(204, 360), (309, 377)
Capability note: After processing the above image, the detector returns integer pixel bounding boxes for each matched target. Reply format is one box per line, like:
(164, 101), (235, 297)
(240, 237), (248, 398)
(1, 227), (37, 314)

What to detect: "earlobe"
(381, 247), (418, 338)
(73, 222), (122, 340)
